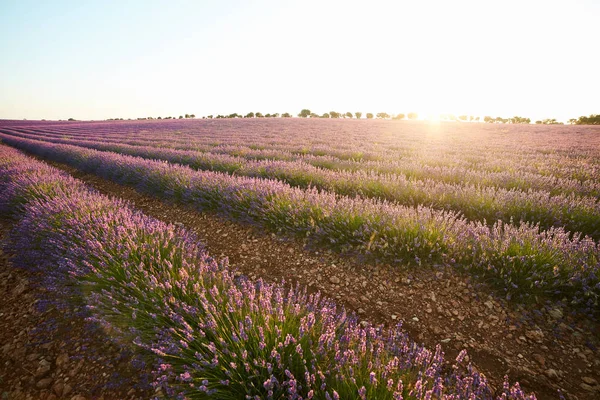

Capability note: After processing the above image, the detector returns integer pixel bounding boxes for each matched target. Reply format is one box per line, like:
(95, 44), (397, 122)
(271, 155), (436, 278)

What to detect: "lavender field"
(1, 118), (599, 398)
(1, 119), (599, 311)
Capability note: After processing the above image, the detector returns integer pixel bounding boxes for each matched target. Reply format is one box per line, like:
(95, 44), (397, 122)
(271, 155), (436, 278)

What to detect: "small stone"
(56, 353), (69, 369)
(548, 308), (563, 320)
(35, 360), (52, 378)
(412, 317), (419, 322)
(517, 353), (524, 359)
(329, 276), (340, 285)
(545, 369), (559, 379)
(36, 378), (53, 389)
(52, 381), (64, 396)
(358, 308), (365, 315)
(391, 315), (397, 320)
(360, 295), (368, 303)
(70, 395), (87, 400)
(440, 338), (451, 343)
(63, 384), (73, 397)
(532, 353), (545, 366)
(580, 383), (595, 392)
(484, 301), (494, 310)
(582, 376), (598, 386)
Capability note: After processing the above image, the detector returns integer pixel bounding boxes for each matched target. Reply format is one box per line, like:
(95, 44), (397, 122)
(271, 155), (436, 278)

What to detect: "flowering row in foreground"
(2, 130), (598, 239)
(2, 135), (598, 314)
(0, 144), (535, 399)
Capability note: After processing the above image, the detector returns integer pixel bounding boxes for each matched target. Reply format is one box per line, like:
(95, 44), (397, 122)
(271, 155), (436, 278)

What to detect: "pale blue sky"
(1, 0), (598, 121)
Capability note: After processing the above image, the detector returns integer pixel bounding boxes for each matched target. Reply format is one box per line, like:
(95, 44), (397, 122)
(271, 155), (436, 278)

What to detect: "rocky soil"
(1, 159), (600, 399)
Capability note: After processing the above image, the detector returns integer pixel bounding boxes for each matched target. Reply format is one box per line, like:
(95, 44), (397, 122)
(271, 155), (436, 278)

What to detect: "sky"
(0, 0), (598, 122)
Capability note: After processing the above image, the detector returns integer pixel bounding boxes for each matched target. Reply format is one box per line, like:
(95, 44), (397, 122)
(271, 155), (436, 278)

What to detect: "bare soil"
(2, 158), (600, 399)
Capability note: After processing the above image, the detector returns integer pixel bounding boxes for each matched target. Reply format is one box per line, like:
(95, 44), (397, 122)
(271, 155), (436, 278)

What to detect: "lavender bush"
(0, 144), (535, 399)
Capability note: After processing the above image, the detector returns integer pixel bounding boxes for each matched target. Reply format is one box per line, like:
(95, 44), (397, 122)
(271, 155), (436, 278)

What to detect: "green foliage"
(366, 113), (373, 119)
(345, 112), (352, 118)
(407, 112), (418, 120)
(354, 112), (362, 119)
(509, 116), (531, 124)
(376, 112), (390, 119)
(575, 114), (600, 125)
(298, 109), (311, 118)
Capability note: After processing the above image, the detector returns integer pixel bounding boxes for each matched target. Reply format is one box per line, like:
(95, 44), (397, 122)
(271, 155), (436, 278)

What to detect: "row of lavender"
(13, 118), (600, 162)
(2, 134), (598, 314)
(5, 127), (600, 199)
(0, 144), (535, 399)
(2, 130), (599, 240)
(5, 121), (600, 185)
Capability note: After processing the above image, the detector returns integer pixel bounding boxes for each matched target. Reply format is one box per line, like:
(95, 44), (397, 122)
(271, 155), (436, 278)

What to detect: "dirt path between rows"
(3, 156), (600, 399)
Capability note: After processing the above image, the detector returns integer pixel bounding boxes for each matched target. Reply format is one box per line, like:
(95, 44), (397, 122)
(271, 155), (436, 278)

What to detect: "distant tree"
(245, 112), (254, 118)
(568, 118), (577, 125)
(157, 116), (162, 119)
(376, 112), (390, 119)
(179, 115), (184, 119)
(298, 109), (311, 118)
(355, 112), (362, 119)
(255, 112), (264, 118)
(483, 116), (494, 123)
(535, 120), (542, 124)
(310, 113), (319, 118)
(366, 113), (373, 119)
(272, 113), (280, 118)
(185, 114), (190, 118)
(228, 113), (240, 118)
(190, 114), (195, 118)
(458, 115), (468, 121)
(407, 112), (418, 120)
(509, 116), (531, 124)
(392, 113), (405, 120)
(575, 114), (600, 125)
(67, 118), (76, 121)
(474, 116), (480, 122)
(345, 112), (353, 118)
(281, 112), (292, 118)
(469, 116), (474, 121)
(321, 113), (330, 118)
(329, 111), (341, 118)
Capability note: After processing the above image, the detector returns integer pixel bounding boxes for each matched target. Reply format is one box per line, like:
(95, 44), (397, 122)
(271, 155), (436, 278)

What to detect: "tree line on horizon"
(94, 111), (599, 125)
